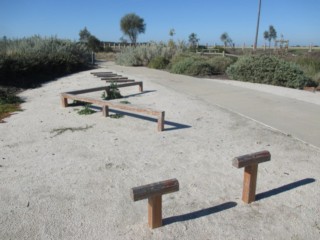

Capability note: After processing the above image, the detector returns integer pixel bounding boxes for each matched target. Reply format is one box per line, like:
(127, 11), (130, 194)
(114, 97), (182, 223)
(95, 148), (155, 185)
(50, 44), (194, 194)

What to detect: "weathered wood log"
(233, 150), (271, 203)
(131, 178), (179, 201)
(91, 71), (113, 75)
(106, 81), (143, 92)
(101, 77), (128, 80)
(232, 150), (271, 168)
(104, 79), (135, 83)
(131, 179), (179, 229)
(60, 92), (165, 132)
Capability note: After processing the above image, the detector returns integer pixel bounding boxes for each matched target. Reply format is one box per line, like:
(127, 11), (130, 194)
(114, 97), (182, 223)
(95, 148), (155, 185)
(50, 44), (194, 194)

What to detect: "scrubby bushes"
(148, 56), (169, 69)
(115, 42), (183, 66)
(0, 36), (91, 88)
(226, 55), (317, 89)
(170, 54), (234, 76)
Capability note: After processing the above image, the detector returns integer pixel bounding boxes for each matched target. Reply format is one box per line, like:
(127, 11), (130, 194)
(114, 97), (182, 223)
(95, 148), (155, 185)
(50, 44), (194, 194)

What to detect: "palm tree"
(254, 0), (262, 50)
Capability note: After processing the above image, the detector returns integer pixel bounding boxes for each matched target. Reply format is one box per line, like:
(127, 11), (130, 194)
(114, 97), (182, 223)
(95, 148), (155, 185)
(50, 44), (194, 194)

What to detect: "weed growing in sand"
(50, 125), (94, 137)
(110, 113), (124, 119)
(120, 100), (130, 104)
(77, 104), (95, 115)
(101, 82), (123, 100)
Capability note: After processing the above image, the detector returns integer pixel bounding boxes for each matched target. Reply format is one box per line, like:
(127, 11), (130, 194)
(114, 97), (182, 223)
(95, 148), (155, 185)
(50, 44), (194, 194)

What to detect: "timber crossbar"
(131, 179), (179, 229)
(60, 91), (165, 132)
(232, 150), (271, 203)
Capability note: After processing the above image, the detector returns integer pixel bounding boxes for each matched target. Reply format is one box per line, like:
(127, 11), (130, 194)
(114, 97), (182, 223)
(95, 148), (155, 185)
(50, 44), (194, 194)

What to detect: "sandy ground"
(1, 63), (320, 240)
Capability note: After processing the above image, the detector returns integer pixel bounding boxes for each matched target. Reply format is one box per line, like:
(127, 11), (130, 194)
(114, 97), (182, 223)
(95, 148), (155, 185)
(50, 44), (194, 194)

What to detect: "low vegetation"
(0, 35), (91, 88)
(226, 55), (317, 89)
(0, 89), (23, 122)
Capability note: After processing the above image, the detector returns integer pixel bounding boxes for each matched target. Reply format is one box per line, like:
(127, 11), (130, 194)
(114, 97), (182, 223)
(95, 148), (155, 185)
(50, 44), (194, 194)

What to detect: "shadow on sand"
(163, 201), (237, 226)
(256, 178), (316, 201)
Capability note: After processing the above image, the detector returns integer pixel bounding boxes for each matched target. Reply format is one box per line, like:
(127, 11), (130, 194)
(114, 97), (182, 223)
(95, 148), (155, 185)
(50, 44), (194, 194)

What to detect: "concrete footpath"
(103, 62), (320, 148)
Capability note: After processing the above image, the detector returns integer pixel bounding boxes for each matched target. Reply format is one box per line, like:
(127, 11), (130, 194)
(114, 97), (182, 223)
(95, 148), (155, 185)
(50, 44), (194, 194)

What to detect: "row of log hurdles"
(60, 72), (165, 131)
(131, 150), (271, 229)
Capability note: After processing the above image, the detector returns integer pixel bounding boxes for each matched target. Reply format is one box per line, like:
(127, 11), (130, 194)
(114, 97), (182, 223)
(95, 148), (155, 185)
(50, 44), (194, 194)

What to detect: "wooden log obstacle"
(232, 150), (271, 203)
(91, 71), (135, 83)
(131, 179), (179, 229)
(60, 83), (165, 132)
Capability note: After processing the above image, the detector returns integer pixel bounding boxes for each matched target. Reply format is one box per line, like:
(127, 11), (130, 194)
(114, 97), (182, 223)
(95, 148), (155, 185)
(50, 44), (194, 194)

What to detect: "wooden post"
(138, 82), (143, 92)
(157, 111), (165, 132)
(131, 178), (179, 229)
(232, 150), (271, 203)
(102, 105), (109, 117)
(61, 96), (68, 107)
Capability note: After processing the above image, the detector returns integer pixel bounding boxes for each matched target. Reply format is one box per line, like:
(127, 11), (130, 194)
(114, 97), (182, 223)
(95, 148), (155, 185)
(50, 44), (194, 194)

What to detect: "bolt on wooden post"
(232, 151), (271, 203)
(130, 178), (179, 229)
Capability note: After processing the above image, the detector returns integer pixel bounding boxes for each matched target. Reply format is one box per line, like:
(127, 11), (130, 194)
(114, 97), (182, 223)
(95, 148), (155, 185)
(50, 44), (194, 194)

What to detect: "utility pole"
(254, 0), (262, 51)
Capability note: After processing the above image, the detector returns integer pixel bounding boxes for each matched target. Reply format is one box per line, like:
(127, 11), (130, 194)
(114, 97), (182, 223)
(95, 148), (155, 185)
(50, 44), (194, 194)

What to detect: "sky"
(1, 0), (319, 46)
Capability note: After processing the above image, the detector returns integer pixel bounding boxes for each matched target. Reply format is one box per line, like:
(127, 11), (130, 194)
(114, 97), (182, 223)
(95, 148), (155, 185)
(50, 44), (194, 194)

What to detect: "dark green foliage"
(185, 61), (215, 76)
(102, 82), (123, 100)
(0, 36), (91, 88)
(170, 57), (195, 74)
(110, 113), (124, 119)
(120, 13), (146, 44)
(226, 55), (316, 89)
(77, 104), (95, 115)
(207, 56), (236, 74)
(0, 89), (23, 104)
(148, 56), (169, 69)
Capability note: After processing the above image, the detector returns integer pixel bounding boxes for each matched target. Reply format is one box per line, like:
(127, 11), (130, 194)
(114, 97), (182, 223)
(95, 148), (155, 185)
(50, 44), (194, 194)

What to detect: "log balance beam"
(131, 179), (179, 229)
(60, 84), (164, 132)
(232, 150), (271, 203)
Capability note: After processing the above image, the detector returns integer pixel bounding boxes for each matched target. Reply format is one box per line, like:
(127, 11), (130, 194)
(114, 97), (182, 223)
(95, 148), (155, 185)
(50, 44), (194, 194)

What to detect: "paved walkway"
(104, 62), (320, 148)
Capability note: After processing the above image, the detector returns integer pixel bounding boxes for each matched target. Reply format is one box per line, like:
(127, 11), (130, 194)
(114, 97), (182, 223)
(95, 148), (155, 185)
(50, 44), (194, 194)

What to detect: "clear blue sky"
(1, 0), (319, 46)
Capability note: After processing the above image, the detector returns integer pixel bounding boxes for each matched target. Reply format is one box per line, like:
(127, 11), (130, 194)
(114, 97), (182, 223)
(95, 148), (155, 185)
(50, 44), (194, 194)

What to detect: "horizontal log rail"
(60, 89), (164, 131)
(232, 150), (271, 203)
(131, 179), (179, 229)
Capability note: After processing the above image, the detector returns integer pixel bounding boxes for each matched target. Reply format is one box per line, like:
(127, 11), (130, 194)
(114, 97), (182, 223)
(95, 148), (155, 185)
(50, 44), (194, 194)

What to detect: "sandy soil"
(1, 63), (320, 240)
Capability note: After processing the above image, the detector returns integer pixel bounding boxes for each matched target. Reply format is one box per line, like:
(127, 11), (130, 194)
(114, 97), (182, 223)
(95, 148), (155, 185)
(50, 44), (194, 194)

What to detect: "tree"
(220, 32), (233, 47)
(120, 13), (146, 45)
(263, 31), (270, 46)
(79, 27), (91, 43)
(269, 25), (277, 43)
(254, 0), (262, 50)
(188, 33), (199, 48)
(263, 25), (277, 48)
(169, 28), (175, 37)
(79, 27), (102, 51)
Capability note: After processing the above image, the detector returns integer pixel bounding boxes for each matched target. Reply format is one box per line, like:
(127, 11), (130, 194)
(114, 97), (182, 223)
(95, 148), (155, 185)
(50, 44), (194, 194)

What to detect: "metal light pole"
(254, 0), (262, 51)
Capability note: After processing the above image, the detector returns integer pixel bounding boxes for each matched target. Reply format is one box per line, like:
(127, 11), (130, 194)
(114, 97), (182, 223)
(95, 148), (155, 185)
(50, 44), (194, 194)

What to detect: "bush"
(226, 55), (316, 89)
(0, 36), (91, 88)
(116, 42), (184, 66)
(185, 61), (215, 76)
(170, 57), (195, 74)
(207, 56), (236, 74)
(148, 56), (169, 69)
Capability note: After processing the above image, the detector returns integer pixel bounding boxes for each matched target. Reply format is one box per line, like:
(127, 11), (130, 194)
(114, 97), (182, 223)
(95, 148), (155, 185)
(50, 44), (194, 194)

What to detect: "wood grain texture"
(242, 164), (258, 203)
(131, 178), (179, 201)
(148, 195), (162, 229)
(232, 150), (271, 168)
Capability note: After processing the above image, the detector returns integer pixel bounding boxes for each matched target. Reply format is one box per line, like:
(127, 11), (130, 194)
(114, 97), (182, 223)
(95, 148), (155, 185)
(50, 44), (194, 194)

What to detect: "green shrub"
(0, 89), (23, 104)
(185, 61), (215, 76)
(226, 55), (316, 89)
(207, 56), (236, 74)
(0, 36), (91, 88)
(170, 57), (195, 74)
(77, 104), (95, 115)
(116, 42), (183, 66)
(148, 56), (169, 69)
